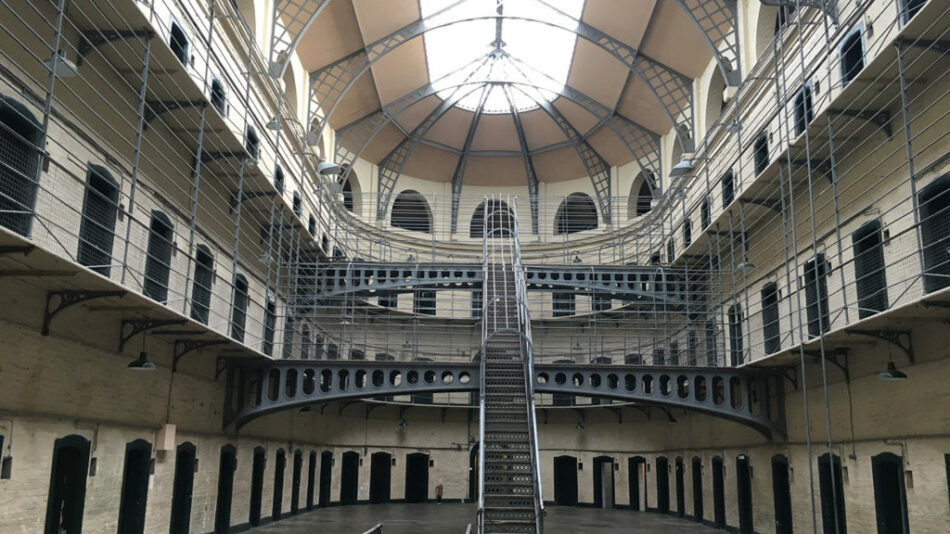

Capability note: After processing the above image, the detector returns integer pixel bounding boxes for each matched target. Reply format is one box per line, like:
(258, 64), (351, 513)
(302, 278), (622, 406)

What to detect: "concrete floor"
(249, 503), (721, 533)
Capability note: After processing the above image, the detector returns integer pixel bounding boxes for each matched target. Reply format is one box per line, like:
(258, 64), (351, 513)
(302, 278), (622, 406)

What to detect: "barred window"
(901, 0), (926, 24)
(292, 191), (301, 216)
(728, 304), (743, 366)
(274, 165), (284, 194)
(701, 196), (711, 229)
(0, 96), (41, 236)
(853, 220), (888, 317)
(300, 326), (311, 360)
(169, 22), (189, 65)
(636, 179), (652, 216)
(143, 211), (174, 304)
(245, 126), (259, 160)
(918, 174), (950, 293)
(762, 282), (780, 354)
(190, 245), (214, 324)
(667, 238), (675, 264)
(753, 132), (769, 176)
(683, 218), (692, 248)
(470, 199), (514, 238)
(379, 293), (397, 309)
(413, 290), (436, 316)
(793, 85), (814, 137)
(552, 292), (575, 317)
(262, 300), (276, 356)
(721, 170), (734, 208)
(391, 190), (432, 233)
(554, 193), (598, 235)
(471, 291), (482, 318)
(210, 78), (226, 115)
(840, 28), (864, 86)
(230, 274), (249, 342)
(77, 165), (119, 276)
(804, 254), (830, 337)
(308, 215), (315, 236)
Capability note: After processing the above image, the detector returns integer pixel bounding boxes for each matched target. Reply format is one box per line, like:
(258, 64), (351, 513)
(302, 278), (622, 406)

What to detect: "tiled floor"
(249, 503), (721, 533)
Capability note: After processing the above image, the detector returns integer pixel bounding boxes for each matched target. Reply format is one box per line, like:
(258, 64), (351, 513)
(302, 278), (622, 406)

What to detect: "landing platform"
(248, 503), (721, 533)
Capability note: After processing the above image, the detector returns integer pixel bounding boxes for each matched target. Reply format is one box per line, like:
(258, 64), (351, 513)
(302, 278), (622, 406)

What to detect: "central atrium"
(0, 0), (948, 533)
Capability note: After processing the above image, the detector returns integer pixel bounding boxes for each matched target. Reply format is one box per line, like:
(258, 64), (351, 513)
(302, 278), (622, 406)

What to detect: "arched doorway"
(674, 457), (685, 517)
(736, 455), (753, 533)
(691, 457), (703, 522)
(169, 442), (197, 534)
(117, 439), (151, 534)
(319, 451), (332, 506)
(655, 457), (670, 514)
(291, 449), (303, 514)
(554, 193), (599, 235)
(44, 434), (91, 534)
(553, 455), (578, 506)
(370, 452), (392, 504)
(628, 456), (647, 511)
(818, 453), (847, 534)
(391, 190), (432, 233)
(340, 451), (359, 505)
(628, 171), (656, 219)
(249, 447), (265, 526)
(593, 456), (615, 508)
(307, 451), (317, 510)
(872, 452), (908, 534)
(272, 449), (286, 520)
(470, 199), (514, 238)
(213, 444), (236, 533)
(771, 454), (793, 534)
(405, 452), (429, 503)
(712, 456), (726, 528)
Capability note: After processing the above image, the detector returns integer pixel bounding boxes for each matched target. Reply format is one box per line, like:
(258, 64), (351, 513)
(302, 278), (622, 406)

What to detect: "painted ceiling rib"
(449, 85), (493, 234)
(673, 0), (742, 86)
(268, 0), (333, 78)
(502, 84), (539, 234)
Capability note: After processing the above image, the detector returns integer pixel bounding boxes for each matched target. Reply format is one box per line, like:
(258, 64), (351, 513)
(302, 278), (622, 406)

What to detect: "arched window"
(169, 22), (189, 66)
(274, 165), (284, 194)
(853, 220), (888, 317)
(342, 175), (355, 212)
(918, 174), (950, 293)
(190, 245), (214, 324)
(390, 190), (432, 233)
(554, 193), (598, 235)
(210, 77), (226, 115)
(721, 170), (735, 208)
(753, 131), (769, 176)
(308, 215), (316, 236)
(282, 67), (298, 118)
(230, 274), (249, 342)
(775, 5), (794, 36)
(262, 299), (276, 355)
(701, 196), (711, 229)
(143, 211), (174, 303)
(683, 218), (692, 248)
(300, 325), (311, 359)
(705, 67), (726, 133)
(666, 238), (675, 264)
(282, 316), (295, 359)
(628, 171), (656, 218)
(245, 126), (259, 160)
(761, 282), (780, 354)
(901, 0), (926, 24)
(727, 303), (743, 366)
(0, 96), (41, 236)
(470, 199), (514, 238)
(793, 84), (814, 137)
(292, 191), (301, 216)
(840, 27), (864, 86)
(803, 254), (830, 337)
(77, 164), (119, 276)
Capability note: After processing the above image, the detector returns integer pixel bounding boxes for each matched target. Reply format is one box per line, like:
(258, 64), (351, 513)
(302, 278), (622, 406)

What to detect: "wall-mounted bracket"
(43, 290), (125, 336)
(77, 29), (152, 66)
(173, 339), (228, 371)
(144, 100), (205, 126)
(118, 318), (187, 352)
(605, 407), (623, 424)
(787, 157), (833, 178)
(0, 245), (35, 257)
(847, 329), (914, 364)
(804, 347), (850, 382)
(828, 108), (892, 138)
(759, 0), (837, 24)
(780, 365), (799, 390)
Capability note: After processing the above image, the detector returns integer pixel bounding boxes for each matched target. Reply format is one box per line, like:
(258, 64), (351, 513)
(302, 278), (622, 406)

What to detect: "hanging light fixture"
(318, 161), (343, 176)
(572, 255), (582, 264)
(877, 361), (908, 381)
(574, 422), (584, 431)
(669, 158), (693, 178)
(266, 116), (282, 130)
(128, 333), (156, 371)
(44, 49), (78, 78)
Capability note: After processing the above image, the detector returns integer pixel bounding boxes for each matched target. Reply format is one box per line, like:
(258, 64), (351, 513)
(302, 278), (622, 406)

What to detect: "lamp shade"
(877, 361), (907, 381)
(669, 159), (693, 178)
(318, 161), (342, 176)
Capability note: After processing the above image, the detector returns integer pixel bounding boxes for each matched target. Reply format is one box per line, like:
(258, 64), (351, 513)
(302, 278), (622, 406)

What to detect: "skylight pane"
(420, 0), (583, 113)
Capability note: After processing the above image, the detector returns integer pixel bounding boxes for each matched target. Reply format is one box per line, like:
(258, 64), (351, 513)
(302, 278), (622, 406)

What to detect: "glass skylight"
(420, 0), (584, 113)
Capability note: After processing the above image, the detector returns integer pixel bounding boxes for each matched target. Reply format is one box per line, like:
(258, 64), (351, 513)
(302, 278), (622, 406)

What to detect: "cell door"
(319, 452), (332, 506)
(214, 445), (236, 534)
(370, 452), (392, 504)
(736, 455), (753, 534)
(628, 457), (647, 511)
(249, 448), (265, 526)
(772, 455), (793, 534)
(675, 458), (685, 517)
(272, 449), (286, 520)
(118, 440), (151, 534)
(291, 450), (302, 514)
(553, 455), (578, 506)
(872, 453), (908, 534)
(340, 451), (360, 505)
(593, 456), (614, 508)
(656, 457), (670, 514)
(169, 443), (196, 534)
(818, 453), (847, 534)
(405, 452), (429, 503)
(44, 435), (91, 534)
(712, 457), (725, 528)
(691, 457), (703, 522)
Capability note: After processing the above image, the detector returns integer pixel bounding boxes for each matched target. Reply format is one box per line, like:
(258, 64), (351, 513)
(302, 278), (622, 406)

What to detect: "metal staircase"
(478, 198), (543, 534)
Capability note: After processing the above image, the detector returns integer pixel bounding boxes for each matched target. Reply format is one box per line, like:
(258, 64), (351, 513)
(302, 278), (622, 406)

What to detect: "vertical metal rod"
(119, 34), (153, 285)
(895, 41), (926, 281)
(181, 103), (208, 316)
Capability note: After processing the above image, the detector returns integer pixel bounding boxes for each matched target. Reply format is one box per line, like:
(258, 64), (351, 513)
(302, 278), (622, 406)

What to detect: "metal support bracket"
(804, 348), (850, 382)
(739, 198), (782, 213)
(0, 245), (35, 257)
(759, 0), (837, 24)
(896, 38), (950, 55)
(229, 190), (275, 213)
(42, 290), (125, 336)
(847, 329), (914, 363)
(173, 339), (228, 371)
(144, 100), (205, 126)
(118, 318), (187, 352)
(828, 108), (892, 138)
(77, 29), (152, 65)
(780, 365), (799, 390)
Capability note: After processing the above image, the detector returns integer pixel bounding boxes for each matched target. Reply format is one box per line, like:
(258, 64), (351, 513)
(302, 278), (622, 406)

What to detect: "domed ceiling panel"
(587, 127), (635, 168)
(351, 0), (421, 43)
(533, 147), (587, 183)
(369, 37), (429, 106)
(463, 157), (527, 186)
(615, 78), (672, 134)
(394, 95), (442, 133)
(565, 39), (628, 108)
(328, 74), (381, 130)
(638, 0), (712, 78)
(579, 0), (655, 49)
(552, 98), (600, 137)
(424, 107), (475, 150)
(360, 122), (406, 163)
(402, 144), (459, 183)
(294, 0), (365, 72)
(471, 115), (520, 152)
(520, 109), (569, 150)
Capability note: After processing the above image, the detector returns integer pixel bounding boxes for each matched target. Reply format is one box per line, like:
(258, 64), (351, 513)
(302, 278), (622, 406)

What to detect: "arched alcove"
(755, 5), (793, 59)
(391, 190), (432, 233)
(282, 67), (298, 119)
(470, 199), (514, 238)
(628, 171), (657, 219)
(340, 166), (361, 214)
(554, 193), (598, 235)
(705, 67), (727, 134)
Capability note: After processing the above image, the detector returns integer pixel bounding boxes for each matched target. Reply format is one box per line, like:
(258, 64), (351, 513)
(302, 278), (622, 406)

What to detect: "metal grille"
(143, 212), (174, 304)
(190, 246), (214, 324)
(0, 102), (39, 237)
(77, 167), (118, 276)
(231, 274), (249, 342)
(852, 220), (888, 318)
(919, 175), (950, 293)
